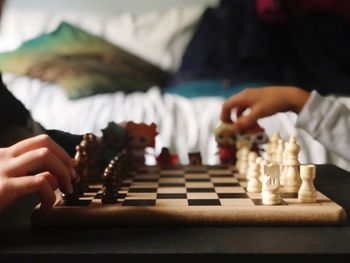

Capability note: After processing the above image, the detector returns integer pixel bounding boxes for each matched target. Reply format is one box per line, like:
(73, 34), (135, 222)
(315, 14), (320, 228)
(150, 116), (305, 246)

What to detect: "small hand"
(0, 135), (76, 212)
(221, 87), (310, 133)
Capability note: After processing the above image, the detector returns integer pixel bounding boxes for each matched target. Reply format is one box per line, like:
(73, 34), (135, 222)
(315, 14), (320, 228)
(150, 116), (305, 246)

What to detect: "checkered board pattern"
(31, 165), (346, 226)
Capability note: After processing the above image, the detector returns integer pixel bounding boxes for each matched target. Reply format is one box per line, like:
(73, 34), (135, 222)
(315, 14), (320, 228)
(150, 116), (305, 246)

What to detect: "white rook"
(298, 164), (317, 203)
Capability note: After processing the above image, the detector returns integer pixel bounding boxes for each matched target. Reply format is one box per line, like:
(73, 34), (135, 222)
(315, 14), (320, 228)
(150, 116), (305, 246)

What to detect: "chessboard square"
(160, 170), (184, 176)
(133, 178), (158, 183)
(186, 178), (211, 182)
(187, 188), (215, 193)
(208, 169), (233, 176)
(84, 192), (97, 197)
(280, 192), (298, 199)
(218, 193), (249, 199)
(158, 183), (186, 187)
(185, 182), (214, 188)
(188, 199), (221, 206)
(122, 200), (156, 206)
(94, 193), (103, 199)
(158, 178), (185, 183)
(213, 183), (240, 187)
(220, 199), (255, 206)
(185, 166), (207, 173)
(184, 173), (209, 179)
(156, 199), (188, 206)
(238, 181), (248, 188)
(157, 187), (187, 194)
(119, 189), (129, 194)
(156, 193), (187, 199)
(215, 187), (246, 193)
(247, 192), (262, 199)
(134, 175), (159, 180)
(122, 179), (133, 184)
(187, 193), (219, 199)
(89, 184), (101, 189)
(137, 166), (159, 173)
(130, 183), (159, 188)
(85, 187), (100, 193)
(159, 174), (184, 178)
(211, 177), (238, 183)
(252, 199), (263, 206)
(125, 193), (157, 200)
(128, 188), (158, 193)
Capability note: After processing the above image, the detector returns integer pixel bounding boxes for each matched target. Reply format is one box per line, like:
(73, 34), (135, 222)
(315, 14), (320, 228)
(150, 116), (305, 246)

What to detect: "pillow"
(0, 22), (170, 99)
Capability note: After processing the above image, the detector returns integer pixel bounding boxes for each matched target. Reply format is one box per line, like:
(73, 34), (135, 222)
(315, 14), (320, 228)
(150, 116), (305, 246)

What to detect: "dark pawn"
(101, 159), (119, 204)
(188, 152), (202, 165)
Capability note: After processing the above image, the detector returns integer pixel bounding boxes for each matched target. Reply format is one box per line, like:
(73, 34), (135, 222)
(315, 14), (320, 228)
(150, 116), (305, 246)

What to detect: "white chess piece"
(247, 159), (262, 193)
(280, 142), (288, 186)
(259, 159), (268, 186)
(262, 163), (281, 205)
(246, 151), (258, 180)
(238, 147), (249, 178)
(275, 139), (284, 184)
(284, 136), (301, 193)
(266, 132), (281, 162)
(298, 165), (317, 203)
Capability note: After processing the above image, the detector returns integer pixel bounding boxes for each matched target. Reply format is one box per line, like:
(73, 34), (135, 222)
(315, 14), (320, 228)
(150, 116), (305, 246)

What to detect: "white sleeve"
(296, 90), (350, 162)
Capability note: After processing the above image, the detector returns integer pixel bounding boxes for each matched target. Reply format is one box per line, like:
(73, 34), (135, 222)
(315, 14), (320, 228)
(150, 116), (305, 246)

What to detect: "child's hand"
(0, 134), (76, 211)
(221, 86), (310, 133)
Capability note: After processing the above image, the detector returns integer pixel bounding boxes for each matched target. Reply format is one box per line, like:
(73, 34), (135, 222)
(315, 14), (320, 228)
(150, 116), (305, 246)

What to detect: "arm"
(0, 135), (75, 212)
(221, 86), (350, 162)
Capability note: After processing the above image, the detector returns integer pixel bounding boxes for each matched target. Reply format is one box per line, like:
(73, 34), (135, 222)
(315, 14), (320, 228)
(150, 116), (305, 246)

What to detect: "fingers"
(0, 173), (56, 212)
(221, 89), (253, 123)
(8, 148), (73, 194)
(234, 104), (266, 133)
(9, 134), (75, 175)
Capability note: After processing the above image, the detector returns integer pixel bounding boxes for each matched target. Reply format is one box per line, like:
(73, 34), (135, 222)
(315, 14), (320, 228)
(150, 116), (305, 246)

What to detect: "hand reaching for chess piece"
(0, 135), (76, 212)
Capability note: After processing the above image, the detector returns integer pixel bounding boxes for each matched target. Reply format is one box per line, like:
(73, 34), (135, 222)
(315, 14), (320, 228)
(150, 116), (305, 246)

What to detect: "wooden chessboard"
(31, 165), (346, 226)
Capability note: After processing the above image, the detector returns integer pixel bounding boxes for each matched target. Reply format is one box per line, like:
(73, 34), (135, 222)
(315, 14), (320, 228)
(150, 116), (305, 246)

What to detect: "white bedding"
(1, 4), (350, 171)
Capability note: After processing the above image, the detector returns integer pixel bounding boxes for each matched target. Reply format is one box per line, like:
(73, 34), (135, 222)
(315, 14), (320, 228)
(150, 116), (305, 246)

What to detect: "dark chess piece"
(81, 133), (103, 183)
(101, 159), (120, 204)
(156, 147), (172, 167)
(63, 145), (87, 203)
(188, 152), (202, 165)
(117, 150), (129, 179)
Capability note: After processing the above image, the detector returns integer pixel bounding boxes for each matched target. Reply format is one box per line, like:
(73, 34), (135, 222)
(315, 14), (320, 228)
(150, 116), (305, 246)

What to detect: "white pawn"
(262, 163), (281, 205)
(298, 165), (317, 203)
(247, 159), (262, 193)
(246, 151), (258, 180)
(259, 159), (268, 186)
(266, 132), (281, 162)
(275, 139), (284, 184)
(238, 147), (249, 178)
(280, 142), (288, 186)
(284, 136), (301, 193)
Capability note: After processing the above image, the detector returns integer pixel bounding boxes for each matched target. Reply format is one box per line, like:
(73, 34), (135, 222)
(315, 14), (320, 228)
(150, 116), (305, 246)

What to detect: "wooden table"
(1, 164), (350, 262)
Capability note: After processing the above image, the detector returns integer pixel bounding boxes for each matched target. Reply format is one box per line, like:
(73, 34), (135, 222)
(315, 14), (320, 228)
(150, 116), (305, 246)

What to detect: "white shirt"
(297, 90), (350, 163)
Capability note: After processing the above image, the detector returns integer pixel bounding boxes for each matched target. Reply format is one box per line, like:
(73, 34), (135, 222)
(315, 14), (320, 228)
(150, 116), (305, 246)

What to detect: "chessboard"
(31, 164), (346, 226)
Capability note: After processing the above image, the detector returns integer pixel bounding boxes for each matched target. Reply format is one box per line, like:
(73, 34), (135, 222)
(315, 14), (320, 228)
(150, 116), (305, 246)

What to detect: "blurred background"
(1, 0), (350, 170)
